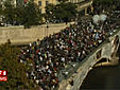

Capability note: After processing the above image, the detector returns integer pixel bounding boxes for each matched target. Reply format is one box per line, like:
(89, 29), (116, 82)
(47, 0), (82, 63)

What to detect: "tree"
(0, 43), (38, 89)
(93, 0), (114, 13)
(0, 3), (2, 15)
(45, 4), (56, 20)
(2, 0), (16, 25)
(113, 0), (120, 10)
(56, 2), (77, 22)
(14, 5), (25, 25)
(22, 0), (42, 28)
(45, 2), (77, 23)
(1, 0), (43, 27)
(0, 3), (3, 25)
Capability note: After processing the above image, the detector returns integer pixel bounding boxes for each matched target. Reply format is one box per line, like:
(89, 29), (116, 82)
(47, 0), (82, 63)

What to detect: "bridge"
(0, 23), (120, 90)
(58, 29), (120, 90)
(0, 21), (120, 90)
(1, 1), (119, 89)
(76, 0), (94, 15)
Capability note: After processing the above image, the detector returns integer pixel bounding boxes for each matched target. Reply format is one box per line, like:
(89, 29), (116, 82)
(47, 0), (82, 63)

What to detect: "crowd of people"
(18, 10), (120, 90)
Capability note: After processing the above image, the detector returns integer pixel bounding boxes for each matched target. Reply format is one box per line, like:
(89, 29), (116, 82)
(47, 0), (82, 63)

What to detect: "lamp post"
(76, 13), (79, 25)
(46, 20), (49, 36)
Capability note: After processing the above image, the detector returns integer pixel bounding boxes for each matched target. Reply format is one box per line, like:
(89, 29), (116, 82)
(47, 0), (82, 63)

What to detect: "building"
(16, 0), (57, 14)
(34, 0), (57, 14)
(16, 0), (86, 14)
(68, 0), (85, 3)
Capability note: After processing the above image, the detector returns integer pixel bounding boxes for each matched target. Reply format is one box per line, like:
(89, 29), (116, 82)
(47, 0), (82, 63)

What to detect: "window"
(46, 1), (49, 5)
(38, 1), (42, 6)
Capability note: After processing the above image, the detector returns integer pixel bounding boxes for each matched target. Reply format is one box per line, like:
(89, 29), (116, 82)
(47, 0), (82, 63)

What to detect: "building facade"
(68, 0), (85, 3)
(34, 0), (86, 14)
(34, 0), (57, 13)
(15, 0), (86, 14)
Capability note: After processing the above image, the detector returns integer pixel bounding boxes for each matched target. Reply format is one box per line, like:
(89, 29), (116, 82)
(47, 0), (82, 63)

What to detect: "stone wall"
(0, 22), (74, 45)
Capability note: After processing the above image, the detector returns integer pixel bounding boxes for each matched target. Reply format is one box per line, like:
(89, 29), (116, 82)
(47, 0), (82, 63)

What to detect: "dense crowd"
(18, 10), (120, 90)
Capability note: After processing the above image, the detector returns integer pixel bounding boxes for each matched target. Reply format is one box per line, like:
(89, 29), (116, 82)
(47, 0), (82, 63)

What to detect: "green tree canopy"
(1, 0), (43, 28)
(2, 0), (16, 25)
(46, 2), (77, 22)
(0, 4), (2, 15)
(23, 0), (42, 28)
(14, 5), (25, 25)
(94, 0), (114, 5)
(0, 43), (37, 90)
(93, 0), (116, 13)
(45, 4), (56, 20)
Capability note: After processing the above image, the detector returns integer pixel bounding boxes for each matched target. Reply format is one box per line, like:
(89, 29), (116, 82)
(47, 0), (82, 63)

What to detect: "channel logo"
(0, 70), (7, 81)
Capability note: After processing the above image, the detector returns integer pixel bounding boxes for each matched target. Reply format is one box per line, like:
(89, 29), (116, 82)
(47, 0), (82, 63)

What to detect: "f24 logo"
(0, 70), (7, 81)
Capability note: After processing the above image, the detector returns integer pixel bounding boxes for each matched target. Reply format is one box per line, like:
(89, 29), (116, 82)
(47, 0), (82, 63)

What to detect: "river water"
(80, 65), (120, 90)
